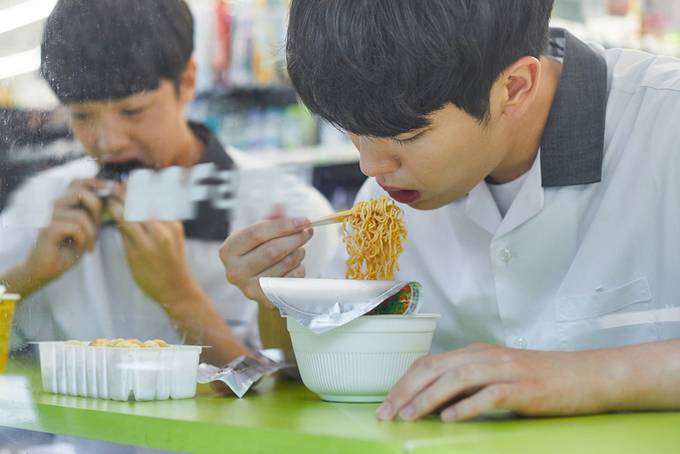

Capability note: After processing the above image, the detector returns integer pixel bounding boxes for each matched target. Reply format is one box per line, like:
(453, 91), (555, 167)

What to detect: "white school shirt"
(0, 136), (338, 351)
(488, 172), (529, 218)
(324, 29), (680, 353)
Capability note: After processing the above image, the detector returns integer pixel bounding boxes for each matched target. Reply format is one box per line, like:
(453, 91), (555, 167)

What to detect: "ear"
(497, 56), (542, 118)
(178, 59), (197, 105)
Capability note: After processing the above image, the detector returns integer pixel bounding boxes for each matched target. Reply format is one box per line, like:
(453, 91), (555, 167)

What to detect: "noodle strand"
(342, 196), (407, 280)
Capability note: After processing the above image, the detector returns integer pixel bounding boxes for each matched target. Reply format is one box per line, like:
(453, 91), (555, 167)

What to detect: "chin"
(408, 198), (444, 210)
(409, 193), (465, 210)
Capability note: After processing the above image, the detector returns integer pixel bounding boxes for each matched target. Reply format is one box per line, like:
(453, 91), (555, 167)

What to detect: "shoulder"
(603, 47), (680, 95)
(600, 47), (680, 167)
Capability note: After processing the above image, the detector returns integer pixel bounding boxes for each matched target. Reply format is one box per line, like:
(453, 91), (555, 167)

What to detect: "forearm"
(162, 287), (253, 366)
(258, 304), (294, 363)
(597, 340), (680, 411)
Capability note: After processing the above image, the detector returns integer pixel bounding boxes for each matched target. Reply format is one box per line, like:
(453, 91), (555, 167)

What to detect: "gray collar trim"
(540, 28), (607, 187)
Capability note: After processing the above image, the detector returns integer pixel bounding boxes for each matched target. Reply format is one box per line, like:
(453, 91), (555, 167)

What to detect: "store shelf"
(244, 143), (358, 168)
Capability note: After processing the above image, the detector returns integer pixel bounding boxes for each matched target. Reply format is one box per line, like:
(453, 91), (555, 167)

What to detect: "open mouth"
(96, 159), (146, 183)
(379, 185), (421, 204)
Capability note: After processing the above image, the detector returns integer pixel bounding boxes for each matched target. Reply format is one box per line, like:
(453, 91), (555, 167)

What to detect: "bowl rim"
(286, 313), (440, 334)
(357, 313), (439, 319)
(286, 313), (440, 321)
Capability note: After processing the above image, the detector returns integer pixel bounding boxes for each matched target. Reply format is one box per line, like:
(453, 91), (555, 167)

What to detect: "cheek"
(136, 132), (169, 162)
(403, 151), (456, 188)
(70, 123), (97, 150)
(131, 118), (176, 165)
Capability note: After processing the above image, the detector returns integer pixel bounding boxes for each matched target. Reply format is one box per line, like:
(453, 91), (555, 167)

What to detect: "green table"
(1, 359), (680, 453)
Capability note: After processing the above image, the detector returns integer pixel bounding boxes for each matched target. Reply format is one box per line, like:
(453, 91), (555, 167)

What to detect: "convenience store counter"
(2, 360), (680, 453)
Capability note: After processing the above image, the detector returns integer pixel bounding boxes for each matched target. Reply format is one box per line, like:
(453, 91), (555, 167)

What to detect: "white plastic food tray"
(36, 342), (203, 401)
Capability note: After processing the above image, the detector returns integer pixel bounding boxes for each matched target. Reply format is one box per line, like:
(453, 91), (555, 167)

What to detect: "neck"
(174, 121), (205, 167)
(487, 57), (562, 184)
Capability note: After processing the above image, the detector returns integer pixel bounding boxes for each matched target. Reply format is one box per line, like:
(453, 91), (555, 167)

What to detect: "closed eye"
(393, 130), (427, 145)
(121, 106), (147, 116)
(71, 112), (92, 122)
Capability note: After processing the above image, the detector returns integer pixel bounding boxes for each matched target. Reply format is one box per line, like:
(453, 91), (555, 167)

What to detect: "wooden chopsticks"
(310, 208), (354, 227)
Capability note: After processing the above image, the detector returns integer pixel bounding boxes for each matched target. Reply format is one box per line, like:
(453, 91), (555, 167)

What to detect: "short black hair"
(41, 0), (194, 103)
(287, 0), (555, 137)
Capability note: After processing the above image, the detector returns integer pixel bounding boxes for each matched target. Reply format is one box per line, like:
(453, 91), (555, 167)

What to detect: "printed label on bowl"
(367, 282), (421, 315)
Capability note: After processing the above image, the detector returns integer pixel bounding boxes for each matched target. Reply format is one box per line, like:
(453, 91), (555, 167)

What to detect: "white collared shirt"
(324, 33), (680, 353)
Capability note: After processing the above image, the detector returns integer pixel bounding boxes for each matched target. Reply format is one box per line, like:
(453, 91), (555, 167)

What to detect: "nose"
(95, 114), (131, 158)
(353, 136), (400, 178)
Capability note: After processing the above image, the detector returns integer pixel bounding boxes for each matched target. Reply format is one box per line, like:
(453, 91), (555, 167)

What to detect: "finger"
(138, 220), (167, 237)
(140, 221), (186, 247)
(119, 228), (137, 253)
(137, 221), (182, 253)
(441, 384), (515, 422)
(265, 203), (286, 220)
(46, 219), (89, 253)
(55, 189), (103, 225)
(145, 221), (184, 240)
(116, 221), (150, 250)
(458, 342), (498, 354)
(258, 248), (306, 278)
(55, 181), (105, 223)
(170, 221), (184, 236)
(224, 229), (312, 285)
(103, 182), (131, 216)
(107, 196), (125, 223)
(376, 353), (452, 420)
(110, 181), (126, 199)
(283, 264), (305, 278)
(378, 346), (507, 421)
(224, 217), (311, 257)
(53, 210), (97, 251)
(236, 252), (305, 304)
(127, 221), (179, 252)
(397, 362), (513, 421)
(65, 178), (106, 193)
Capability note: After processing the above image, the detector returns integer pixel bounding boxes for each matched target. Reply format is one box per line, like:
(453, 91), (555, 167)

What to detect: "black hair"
(41, 0), (194, 103)
(287, 0), (555, 137)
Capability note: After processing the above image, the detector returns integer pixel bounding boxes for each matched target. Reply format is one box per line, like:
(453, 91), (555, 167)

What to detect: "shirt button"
(499, 247), (513, 263)
(513, 337), (528, 349)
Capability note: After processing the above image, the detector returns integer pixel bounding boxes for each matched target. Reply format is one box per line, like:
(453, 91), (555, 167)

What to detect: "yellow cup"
(0, 293), (20, 374)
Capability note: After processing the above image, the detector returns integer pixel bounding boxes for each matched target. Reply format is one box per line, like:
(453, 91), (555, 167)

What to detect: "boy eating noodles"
(220, 0), (680, 421)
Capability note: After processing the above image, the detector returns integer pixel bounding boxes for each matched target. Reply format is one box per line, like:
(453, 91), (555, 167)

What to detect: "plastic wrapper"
(259, 278), (422, 334)
(197, 349), (288, 398)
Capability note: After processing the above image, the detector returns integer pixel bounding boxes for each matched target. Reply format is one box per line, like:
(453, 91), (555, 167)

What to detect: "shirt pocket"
(555, 277), (659, 350)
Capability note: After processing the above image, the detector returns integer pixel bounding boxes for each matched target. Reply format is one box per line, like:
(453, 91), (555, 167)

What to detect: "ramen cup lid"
(259, 278), (421, 334)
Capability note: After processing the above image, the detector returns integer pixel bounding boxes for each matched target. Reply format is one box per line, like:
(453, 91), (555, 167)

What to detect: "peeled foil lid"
(259, 278), (422, 333)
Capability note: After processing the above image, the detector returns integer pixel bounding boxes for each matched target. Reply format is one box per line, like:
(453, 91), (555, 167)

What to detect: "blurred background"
(0, 0), (679, 211)
(0, 0), (365, 213)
